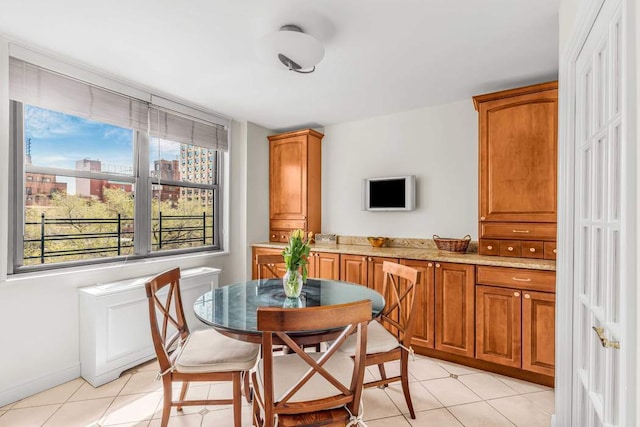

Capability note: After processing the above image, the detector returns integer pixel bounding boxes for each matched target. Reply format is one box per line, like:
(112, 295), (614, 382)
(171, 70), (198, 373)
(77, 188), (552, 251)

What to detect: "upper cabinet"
(473, 82), (558, 258)
(268, 129), (323, 242)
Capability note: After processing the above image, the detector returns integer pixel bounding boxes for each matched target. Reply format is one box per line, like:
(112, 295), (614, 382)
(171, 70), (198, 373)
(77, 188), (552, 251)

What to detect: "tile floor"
(0, 355), (553, 426)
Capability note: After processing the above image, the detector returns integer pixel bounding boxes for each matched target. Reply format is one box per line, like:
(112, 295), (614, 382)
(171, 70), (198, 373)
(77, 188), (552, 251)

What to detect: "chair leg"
(378, 363), (388, 388)
(400, 351), (416, 419)
(161, 377), (172, 427)
(243, 370), (253, 403)
(233, 372), (242, 427)
(177, 381), (189, 411)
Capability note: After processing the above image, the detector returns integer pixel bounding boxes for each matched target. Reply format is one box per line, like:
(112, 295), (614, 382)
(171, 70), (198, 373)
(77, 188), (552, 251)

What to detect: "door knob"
(507, 246), (514, 251)
(487, 245), (493, 250)
(529, 248), (536, 252)
(514, 292), (520, 297)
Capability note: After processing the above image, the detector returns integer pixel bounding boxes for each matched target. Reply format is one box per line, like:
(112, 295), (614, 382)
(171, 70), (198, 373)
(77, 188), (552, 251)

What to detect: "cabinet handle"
(435, 263), (441, 268)
(271, 234), (276, 239)
(529, 247), (536, 253)
(512, 277), (532, 282)
(487, 245), (493, 250)
(281, 235), (286, 239)
(553, 249), (557, 254)
(514, 292), (520, 297)
(524, 294), (531, 299)
(480, 216), (486, 220)
(507, 246), (514, 251)
(512, 229), (530, 233)
(428, 262), (433, 267)
(368, 257), (372, 262)
(362, 257), (366, 262)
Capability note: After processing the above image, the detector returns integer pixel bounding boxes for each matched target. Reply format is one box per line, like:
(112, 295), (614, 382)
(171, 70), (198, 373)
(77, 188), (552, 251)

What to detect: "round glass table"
(193, 278), (385, 344)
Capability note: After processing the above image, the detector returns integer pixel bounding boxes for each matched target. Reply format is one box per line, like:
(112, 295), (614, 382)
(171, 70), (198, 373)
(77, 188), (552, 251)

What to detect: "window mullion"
(134, 131), (151, 256)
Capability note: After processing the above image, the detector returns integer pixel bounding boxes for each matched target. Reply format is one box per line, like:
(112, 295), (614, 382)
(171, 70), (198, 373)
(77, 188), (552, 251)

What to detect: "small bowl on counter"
(367, 237), (389, 248)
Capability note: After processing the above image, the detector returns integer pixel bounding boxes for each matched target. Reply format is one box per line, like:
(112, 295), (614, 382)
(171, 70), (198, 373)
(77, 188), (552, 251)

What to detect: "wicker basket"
(433, 235), (471, 253)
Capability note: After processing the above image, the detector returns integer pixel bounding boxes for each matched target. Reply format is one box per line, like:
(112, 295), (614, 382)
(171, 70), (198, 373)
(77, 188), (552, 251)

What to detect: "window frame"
(9, 100), (224, 274)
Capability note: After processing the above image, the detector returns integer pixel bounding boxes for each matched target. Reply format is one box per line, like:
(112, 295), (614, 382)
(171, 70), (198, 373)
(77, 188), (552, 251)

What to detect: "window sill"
(3, 250), (229, 286)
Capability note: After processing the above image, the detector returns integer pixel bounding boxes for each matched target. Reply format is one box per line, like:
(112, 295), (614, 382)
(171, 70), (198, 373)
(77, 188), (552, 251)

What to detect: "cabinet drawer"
(269, 229), (290, 243)
(481, 222), (557, 240)
(544, 242), (557, 260)
(500, 241), (521, 257)
(478, 239), (500, 256)
(477, 266), (556, 292)
(521, 241), (544, 259)
(270, 220), (307, 230)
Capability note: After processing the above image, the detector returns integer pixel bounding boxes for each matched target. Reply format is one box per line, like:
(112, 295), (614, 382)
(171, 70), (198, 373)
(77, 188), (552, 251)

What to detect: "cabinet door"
(367, 256), (400, 295)
(309, 252), (340, 280)
(401, 259), (435, 349)
(340, 254), (368, 286)
(252, 247), (286, 279)
(475, 285), (521, 368)
(478, 87), (557, 223)
(269, 136), (308, 220)
(435, 263), (475, 357)
(522, 291), (555, 376)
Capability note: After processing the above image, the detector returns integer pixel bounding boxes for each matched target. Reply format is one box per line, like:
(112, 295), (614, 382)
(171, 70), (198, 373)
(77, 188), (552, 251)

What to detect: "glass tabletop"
(193, 278), (385, 338)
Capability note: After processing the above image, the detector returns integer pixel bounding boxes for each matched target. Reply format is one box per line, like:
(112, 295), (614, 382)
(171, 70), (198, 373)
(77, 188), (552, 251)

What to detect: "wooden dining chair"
(256, 253), (286, 280)
(252, 300), (371, 427)
(338, 261), (421, 419)
(145, 268), (260, 427)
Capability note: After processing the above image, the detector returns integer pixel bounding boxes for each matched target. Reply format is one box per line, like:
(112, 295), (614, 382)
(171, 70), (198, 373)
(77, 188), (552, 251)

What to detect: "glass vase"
(283, 268), (303, 298)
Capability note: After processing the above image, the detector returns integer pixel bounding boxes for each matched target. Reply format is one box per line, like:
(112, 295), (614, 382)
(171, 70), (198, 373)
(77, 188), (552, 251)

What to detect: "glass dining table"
(193, 278), (386, 345)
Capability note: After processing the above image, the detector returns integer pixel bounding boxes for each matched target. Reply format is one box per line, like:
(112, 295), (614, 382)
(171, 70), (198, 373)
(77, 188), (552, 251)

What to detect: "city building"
(179, 145), (216, 205)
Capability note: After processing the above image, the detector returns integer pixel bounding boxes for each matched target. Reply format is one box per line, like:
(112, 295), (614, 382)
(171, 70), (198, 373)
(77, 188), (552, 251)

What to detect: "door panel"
(269, 137), (307, 220)
(475, 285), (521, 368)
(340, 254), (367, 286)
(368, 256), (399, 295)
(312, 252), (340, 280)
(401, 259), (435, 349)
(522, 291), (555, 376)
(435, 263), (475, 357)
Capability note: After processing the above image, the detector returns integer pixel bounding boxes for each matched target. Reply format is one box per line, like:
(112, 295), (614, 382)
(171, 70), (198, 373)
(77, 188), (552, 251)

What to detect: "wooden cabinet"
(522, 290), (555, 376)
(401, 259), (435, 349)
(308, 251), (340, 280)
(268, 129), (323, 242)
(339, 254), (399, 296)
(474, 82), (558, 259)
(475, 266), (555, 377)
(434, 262), (475, 357)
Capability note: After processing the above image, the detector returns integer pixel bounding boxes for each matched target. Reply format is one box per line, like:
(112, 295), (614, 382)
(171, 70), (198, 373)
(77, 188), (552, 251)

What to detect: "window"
(9, 57), (229, 272)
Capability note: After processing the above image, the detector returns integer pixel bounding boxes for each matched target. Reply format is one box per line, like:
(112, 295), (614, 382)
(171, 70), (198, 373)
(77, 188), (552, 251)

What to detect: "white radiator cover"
(78, 267), (220, 387)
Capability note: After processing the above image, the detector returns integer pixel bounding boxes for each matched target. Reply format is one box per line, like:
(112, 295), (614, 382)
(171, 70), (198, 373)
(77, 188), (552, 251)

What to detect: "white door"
(569, 0), (635, 425)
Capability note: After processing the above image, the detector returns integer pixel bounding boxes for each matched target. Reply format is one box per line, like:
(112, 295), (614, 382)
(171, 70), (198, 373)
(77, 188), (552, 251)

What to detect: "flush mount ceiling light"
(257, 24), (324, 74)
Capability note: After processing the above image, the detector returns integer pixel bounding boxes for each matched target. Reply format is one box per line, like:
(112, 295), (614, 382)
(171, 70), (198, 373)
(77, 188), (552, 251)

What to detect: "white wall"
(0, 37), (255, 406)
(559, 0), (581, 53)
(322, 100), (478, 239)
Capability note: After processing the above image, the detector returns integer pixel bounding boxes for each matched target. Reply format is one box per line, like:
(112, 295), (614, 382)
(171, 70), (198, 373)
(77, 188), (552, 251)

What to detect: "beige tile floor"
(0, 355), (553, 426)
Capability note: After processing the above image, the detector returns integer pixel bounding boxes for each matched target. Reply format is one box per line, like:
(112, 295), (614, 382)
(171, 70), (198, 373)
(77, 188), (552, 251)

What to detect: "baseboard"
(0, 362), (80, 408)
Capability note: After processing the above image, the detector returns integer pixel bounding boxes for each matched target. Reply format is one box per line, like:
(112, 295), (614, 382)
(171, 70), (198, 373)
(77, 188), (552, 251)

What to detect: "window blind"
(9, 57), (148, 132)
(148, 107), (229, 152)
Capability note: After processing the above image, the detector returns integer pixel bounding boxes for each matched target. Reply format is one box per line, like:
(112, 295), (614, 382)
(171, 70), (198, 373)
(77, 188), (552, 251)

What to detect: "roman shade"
(148, 106), (229, 152)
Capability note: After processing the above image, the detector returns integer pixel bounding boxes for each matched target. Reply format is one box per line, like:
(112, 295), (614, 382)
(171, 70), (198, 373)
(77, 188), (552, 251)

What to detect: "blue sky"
(25, 105), (181, 194)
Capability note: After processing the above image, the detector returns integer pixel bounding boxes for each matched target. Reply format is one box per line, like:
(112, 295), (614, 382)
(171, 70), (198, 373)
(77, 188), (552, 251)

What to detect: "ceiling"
(0, 0), (559, 131)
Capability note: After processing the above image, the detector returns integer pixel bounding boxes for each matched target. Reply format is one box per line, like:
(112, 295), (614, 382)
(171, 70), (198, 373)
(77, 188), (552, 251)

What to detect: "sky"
(25, 105), (181, 194)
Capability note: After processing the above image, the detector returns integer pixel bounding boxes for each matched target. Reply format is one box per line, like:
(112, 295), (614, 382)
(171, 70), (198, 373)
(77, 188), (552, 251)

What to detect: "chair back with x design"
(256, 253), (286, 280)
(253, 300), (370, 427)
(378, 261), (421, 347)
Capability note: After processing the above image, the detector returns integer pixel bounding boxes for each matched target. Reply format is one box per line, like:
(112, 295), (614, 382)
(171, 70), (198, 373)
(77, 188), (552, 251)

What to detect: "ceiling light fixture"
(257, 24), (324, 74)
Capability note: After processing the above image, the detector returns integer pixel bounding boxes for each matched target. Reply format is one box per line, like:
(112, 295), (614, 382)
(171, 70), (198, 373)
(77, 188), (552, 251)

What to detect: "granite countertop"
(251, 241), (556, 272)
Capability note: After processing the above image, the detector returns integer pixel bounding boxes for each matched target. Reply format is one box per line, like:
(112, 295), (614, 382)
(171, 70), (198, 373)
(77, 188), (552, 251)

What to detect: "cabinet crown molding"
(267, 128), (324, 141)
(472, 81), (558, 111)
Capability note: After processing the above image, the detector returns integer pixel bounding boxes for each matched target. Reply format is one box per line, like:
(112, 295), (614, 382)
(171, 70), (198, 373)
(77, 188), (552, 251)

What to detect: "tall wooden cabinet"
(473, 82), (558, 259)
(268, 129), (323, 242)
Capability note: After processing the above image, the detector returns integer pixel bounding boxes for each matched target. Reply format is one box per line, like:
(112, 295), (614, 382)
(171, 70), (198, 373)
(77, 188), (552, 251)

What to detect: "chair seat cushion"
(255, 352), (355, 403)
(338, 321), (400, 356)
(175, 328), (259, 373)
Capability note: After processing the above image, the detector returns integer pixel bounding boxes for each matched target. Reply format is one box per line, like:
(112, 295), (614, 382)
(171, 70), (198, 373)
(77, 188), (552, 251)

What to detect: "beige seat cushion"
(175, 329), (259, 373)
(255, 352), (355, 403)
(338, 321), (399, 356)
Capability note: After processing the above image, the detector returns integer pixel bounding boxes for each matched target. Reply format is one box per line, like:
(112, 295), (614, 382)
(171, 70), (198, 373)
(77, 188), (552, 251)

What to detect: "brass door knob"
(529, 248), (536, 252)
(507, 246), (514, 251)
(428, 263), (433, 267)
(524, 294), (531, 299)
(514, 292), (520, 297)
(435, 263), (441, 268)
(487, 245), (493, 250)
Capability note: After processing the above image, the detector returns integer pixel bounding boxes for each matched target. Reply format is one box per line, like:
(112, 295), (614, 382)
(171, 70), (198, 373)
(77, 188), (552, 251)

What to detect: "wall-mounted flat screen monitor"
(362, 175), (416, 211)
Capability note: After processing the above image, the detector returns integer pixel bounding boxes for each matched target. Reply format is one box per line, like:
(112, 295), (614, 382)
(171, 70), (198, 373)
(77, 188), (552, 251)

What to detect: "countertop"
(251, 242), (556, 271)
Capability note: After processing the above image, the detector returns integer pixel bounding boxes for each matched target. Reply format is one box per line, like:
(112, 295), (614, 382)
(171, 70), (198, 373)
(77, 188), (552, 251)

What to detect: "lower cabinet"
(434, 263), (476, 357)
(252, 247), (339, 280)
(339, 254), (399, 296)
(401, 259), (435, 349)
(476, 285), (555, 376)
(308, 251), (340, 279)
